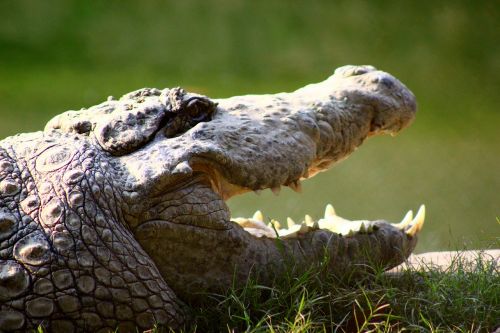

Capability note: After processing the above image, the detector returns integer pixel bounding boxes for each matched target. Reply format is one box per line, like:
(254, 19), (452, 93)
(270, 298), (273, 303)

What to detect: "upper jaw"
(123, 65), (416, 201)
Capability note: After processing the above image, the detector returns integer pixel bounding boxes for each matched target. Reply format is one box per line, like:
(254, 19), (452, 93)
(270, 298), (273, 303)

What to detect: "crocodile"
(0, 65), (423, 332)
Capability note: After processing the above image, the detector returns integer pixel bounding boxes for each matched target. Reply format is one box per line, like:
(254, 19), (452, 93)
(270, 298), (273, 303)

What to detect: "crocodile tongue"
(232, 204), (425, 239)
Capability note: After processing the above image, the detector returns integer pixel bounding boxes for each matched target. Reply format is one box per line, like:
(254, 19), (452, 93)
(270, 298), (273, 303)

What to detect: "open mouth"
(194, 164), (426, 241)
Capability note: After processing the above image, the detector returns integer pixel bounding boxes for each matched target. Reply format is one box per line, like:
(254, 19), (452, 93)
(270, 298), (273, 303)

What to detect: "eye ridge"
(164, 95), (217, 138)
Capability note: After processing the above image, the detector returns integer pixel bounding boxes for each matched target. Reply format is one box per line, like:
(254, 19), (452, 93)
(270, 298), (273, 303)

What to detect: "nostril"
(372, 76), (394, 89)
(352, 67), (369, 76)
(380, 77), (394, 89)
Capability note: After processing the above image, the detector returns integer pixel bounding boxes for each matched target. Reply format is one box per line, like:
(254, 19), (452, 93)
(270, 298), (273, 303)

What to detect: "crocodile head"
(47, 65), (421, 300)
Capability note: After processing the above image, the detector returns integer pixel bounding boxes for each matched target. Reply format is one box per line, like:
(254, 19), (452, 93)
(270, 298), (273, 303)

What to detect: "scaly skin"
(0, 65), (419, 332)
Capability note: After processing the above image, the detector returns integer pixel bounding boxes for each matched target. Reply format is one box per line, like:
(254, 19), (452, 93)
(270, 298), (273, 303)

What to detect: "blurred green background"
(0, 1), (498, 251)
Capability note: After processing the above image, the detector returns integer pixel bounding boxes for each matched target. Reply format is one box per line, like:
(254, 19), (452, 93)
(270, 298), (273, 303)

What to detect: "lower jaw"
(135, 212), (420, 301)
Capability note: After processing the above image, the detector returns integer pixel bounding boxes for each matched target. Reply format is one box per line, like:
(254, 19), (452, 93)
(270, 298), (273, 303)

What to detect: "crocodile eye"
(163, 94), (217, 138)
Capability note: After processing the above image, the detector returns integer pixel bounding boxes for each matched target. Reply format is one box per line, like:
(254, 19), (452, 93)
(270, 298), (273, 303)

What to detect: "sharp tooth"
(287, 217), (296, 227)
(253, 210), (264, 222)
(359, 223), (366, 233)
(269, 219), (281, 230)
(289, 180), (302, 193)
(271, 186), (281, 196)
(254, 189), (262, 196)
(367, 225), (373, 233)
(406, 205), (426, 236)
(324, 204), (336, 218)
(347, 229), (355, 237)
(394, 210), (413, 229)
(305, 214), (314, 227)
(414, 205), (425, 224)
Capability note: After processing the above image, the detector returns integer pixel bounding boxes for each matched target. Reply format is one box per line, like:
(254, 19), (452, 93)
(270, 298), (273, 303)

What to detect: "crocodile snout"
(333, 65), (417, 135)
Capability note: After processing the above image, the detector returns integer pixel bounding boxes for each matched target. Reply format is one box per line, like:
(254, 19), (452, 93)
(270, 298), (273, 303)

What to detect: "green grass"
(175, 251), (499, 333)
